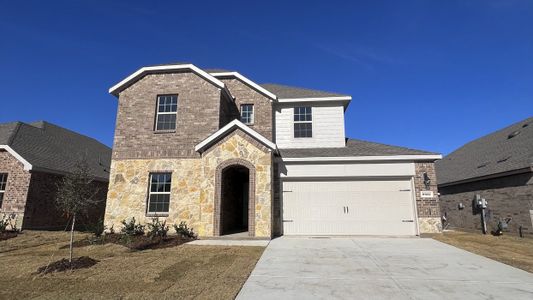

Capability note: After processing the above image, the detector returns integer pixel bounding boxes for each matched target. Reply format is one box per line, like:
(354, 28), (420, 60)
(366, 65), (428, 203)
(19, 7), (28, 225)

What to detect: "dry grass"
(431, 230), (533, 273)
(0, 231), (265, 299)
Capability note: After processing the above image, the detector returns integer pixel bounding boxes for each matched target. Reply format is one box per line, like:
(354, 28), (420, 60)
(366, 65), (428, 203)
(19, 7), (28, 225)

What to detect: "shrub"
(88, 219), (106, 237)
(0, 213), (19, 233)
(146, 218), (169, 240)
(173, 221), (196, 239)
(120, 218), (145, 236)
(0, 217), (8, 233)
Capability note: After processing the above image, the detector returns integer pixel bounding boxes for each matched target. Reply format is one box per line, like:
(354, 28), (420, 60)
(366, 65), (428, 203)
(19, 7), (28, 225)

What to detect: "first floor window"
(0, 173), (7, 208)
(147, 173), (171, 214)
(294, 106), (312, 138)
(240, 104), (254, 125)
(155, 95), (178, 131)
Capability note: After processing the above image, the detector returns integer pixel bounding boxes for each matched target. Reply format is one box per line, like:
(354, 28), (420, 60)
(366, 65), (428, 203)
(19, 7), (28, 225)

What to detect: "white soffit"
(210, 72), (277, 100)
(280, 155), (443, 162)
(109, 64), (225, 96)
(195, 119), (277, 152)
(277, 96), (352, 103)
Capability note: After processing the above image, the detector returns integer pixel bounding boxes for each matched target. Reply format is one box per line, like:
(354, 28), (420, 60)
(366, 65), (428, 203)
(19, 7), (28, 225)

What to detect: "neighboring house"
(0, 121), (111, 229)
(104, 63), (442, 238)
(437, 117), (533, 238)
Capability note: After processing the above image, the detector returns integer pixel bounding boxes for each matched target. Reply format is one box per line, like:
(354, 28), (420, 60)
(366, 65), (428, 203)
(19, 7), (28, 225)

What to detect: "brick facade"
(0, 150), (107, 230)
(113, 72), (229, 160)
(439, 172), (533, 238)
(0, 150), (31, 228)
(414, 162), (442, 233)
(220, 78), (274, 141)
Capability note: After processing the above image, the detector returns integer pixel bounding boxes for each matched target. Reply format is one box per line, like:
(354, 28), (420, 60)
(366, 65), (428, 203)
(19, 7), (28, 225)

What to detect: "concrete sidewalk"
(237, 237), (533, 299)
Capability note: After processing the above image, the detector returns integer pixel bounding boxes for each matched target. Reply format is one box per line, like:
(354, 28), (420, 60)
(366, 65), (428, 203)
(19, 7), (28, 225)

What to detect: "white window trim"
(293, 106), (312, 138)
(240, 104), (254, 125)
(155, 95), (178, 131)
(147, 173), (172, 214)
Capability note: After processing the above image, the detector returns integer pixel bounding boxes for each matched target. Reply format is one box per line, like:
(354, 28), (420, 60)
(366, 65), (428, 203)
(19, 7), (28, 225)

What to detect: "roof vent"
(477, 162), (489, 168)
(523, 123), (529, 128)
(507, 130), (520, 139)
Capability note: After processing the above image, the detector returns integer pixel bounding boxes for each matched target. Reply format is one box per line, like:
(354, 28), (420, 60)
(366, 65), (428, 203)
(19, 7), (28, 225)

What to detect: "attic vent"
(507, 130), (521, 139)
(497, 156), (511, 163)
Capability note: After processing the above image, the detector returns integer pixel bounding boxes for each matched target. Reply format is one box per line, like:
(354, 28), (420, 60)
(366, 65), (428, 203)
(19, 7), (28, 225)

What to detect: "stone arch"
(214, 158), (256, 237)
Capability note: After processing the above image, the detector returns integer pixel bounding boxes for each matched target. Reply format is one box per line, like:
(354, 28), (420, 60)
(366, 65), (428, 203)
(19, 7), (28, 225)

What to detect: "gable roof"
(210, 71), (277, 100)
(260, 83), (350, 100)
(0, 121), (111, 181)
(279, 138), (440, 161)
(109, 63), (225, 96)
(436, 117), (533, 186)
(195, 119), (277, 153)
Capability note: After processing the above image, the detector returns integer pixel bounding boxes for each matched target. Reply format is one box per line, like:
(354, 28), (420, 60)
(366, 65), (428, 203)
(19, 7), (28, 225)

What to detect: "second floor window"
(155, 95), (178, 131)
(0, 173), (7, 208)
(294, 106), (312, 138)
(240, 104), (254, 125)
(147, 173), (172, 214)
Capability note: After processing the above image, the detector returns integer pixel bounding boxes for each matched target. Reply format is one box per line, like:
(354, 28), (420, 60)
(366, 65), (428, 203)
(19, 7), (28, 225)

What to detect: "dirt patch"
(0, 231), (18, 241)
(63, 234), (194, 251)
(432, 230), (533, 273)
(36, 256), (99, 274)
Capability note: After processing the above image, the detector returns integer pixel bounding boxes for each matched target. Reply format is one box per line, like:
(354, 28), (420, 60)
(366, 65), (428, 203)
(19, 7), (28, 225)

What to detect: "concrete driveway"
(237, 237), (533, 299)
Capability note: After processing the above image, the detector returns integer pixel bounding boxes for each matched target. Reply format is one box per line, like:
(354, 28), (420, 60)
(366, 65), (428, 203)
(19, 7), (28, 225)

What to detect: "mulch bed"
(65, 234), (194, 251)
(36, 256), (99, 274)
(0, 231), (18, 241)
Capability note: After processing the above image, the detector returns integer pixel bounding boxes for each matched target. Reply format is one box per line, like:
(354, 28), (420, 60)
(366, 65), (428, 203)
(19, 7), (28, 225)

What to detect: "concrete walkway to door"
(237, 236), (533, 299)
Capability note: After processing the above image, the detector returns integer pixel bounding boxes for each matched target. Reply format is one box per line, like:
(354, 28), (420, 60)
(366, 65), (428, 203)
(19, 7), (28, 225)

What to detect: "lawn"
(431, 230), (533, 273)
(0, 231), (265, 299)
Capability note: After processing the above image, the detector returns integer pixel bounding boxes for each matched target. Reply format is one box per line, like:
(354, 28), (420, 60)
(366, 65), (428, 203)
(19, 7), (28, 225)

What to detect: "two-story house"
(104, 63), (442, 238)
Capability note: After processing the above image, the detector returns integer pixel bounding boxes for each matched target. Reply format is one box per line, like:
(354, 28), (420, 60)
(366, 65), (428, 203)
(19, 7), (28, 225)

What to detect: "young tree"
(56, 159), (102, 263)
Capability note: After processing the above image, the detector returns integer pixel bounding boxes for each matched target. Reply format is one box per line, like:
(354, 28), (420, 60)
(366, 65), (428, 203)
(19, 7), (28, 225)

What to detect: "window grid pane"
(240, 104), (254, 124)
(293, 107), (312, 138)
(156, 95), (178, 131)
(148, 173), (171, 213)
(0, 173), (7, 191)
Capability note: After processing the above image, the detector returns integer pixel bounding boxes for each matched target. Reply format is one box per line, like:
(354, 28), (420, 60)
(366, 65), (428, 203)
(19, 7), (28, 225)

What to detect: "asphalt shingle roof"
(279, 138), (438, 158)
(260, 83), (349, 99)
(0, 121), (111, 181)
(436, 117), (533, 185)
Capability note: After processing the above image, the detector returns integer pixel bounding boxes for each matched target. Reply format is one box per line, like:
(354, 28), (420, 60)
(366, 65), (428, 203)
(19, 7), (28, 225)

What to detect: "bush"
(0, 213), (18, 233)
(146, 218), (169, 240)
(120, 218), (145, 236)
(88, 219), (106, 237)
(173, 221), (196, 239)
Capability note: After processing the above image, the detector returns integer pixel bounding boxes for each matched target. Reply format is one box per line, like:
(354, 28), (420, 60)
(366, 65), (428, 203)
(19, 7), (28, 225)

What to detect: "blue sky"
(1, 0), (531, 155)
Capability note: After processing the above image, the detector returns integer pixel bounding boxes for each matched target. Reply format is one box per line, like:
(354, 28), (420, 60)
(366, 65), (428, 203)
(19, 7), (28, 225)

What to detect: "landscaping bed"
(68, 233), (194, 251)
(432, 230), (533, 273)
(36, 256), (99, 274)
(0, 231), (18, 241)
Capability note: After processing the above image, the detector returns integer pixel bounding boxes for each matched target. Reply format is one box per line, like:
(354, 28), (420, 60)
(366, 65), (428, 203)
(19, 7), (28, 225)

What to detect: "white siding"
(280, 162), (416, 178)
(275, 104), (345, 148)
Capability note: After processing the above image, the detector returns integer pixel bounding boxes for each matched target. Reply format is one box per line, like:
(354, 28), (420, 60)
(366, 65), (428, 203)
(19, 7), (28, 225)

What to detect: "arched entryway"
(215, 159), (255, 237)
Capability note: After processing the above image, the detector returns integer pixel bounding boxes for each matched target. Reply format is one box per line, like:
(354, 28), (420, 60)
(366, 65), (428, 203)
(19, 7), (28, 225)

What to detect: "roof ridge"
(5, 121), (22, 145)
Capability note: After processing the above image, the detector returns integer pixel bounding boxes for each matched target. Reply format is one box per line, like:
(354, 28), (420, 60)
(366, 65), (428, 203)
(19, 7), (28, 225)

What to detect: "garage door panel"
(282, 179), (417, 236)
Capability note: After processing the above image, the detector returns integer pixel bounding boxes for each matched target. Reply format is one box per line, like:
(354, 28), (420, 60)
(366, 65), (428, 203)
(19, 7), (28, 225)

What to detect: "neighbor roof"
(0, 121), (111, 180)
(260, 83), (350, 99)
(280, 138), (439, 158)
(436, 117), (533, 186)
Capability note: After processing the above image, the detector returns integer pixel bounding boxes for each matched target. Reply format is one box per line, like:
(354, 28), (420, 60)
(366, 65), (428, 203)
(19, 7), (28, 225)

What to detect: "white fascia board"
(109, 64), (225, 96)
(195, 119), (277, 152)
(279, 154), (442, 162)
(0, 145), (32, 171)
(210, 72), (277, 100)
(277, 96), (352, 103)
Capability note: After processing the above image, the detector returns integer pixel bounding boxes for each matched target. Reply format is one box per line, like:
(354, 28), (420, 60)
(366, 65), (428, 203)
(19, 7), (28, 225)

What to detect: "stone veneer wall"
(104, 130), (273, 238)
(0, 150), (31, 229)
(414, 162), (442, 233)
(439, 172), (533, 238)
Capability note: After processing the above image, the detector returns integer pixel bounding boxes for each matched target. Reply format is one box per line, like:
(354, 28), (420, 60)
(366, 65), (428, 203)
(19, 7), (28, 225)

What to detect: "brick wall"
(221, 78), (273, 141)
(113, 72), (224, 160)
(414, 162), (442, 233)
(23, 171), (108, 230)
(439, 172), (533, 238)
(0, 150), (31, 227)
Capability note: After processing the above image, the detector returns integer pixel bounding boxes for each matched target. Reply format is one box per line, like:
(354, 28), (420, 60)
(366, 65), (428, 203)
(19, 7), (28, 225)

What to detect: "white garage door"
(282, 179), (417, 236)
